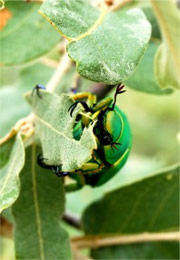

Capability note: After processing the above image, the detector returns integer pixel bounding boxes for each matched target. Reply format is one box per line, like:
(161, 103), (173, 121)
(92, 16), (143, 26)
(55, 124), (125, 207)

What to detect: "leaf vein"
(31, 144), (45, 260)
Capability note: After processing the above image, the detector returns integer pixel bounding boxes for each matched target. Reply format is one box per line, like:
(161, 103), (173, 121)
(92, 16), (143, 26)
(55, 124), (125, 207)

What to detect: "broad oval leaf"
(82, 164), (179, 259)
(39, 0), (151, 84)
(0, 134), (25, 213)
(25, 91), (97, 171)
(12, 145), (72, 260)
(0, 1), (60, 65)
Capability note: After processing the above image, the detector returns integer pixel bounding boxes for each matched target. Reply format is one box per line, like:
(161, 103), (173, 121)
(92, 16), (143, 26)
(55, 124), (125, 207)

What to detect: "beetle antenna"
(111, 83), (126, 110)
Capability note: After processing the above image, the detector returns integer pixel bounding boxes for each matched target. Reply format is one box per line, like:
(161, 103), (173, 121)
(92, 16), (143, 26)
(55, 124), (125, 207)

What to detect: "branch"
(110, 0), (132, 11)
(72, 231), (180, 249)
(71, 244), (94, 260)
(2, 213), (179, 250)
(40, 57), (59, 68)
(46, 52), (72, 92)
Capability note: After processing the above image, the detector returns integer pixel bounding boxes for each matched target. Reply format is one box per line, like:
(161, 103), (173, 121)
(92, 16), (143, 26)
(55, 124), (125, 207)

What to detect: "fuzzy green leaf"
(151, 0), (180, 89)
(40, 0), (151, 84)
(0, 134), (25, 213)
(25, 91), (97, 171)
(0, 136), (16, 169)
(12, 145), (72, 259)
(82, 164), (179, 259)
(0, 1), (60, 65)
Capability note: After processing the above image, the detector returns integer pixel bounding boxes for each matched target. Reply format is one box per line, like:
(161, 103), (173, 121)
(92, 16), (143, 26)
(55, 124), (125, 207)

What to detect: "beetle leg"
(110, 83), (126, 110)
(68, 101), (93, 117)
(38, 156), (69, 177)
(32, 84), (46, 98)
(70, 88), (78, 94)
(52, 165), (69, 177)
(93, 97), (113, 112)
(57, 171), (69, 177)
(37, 154), (52, 170)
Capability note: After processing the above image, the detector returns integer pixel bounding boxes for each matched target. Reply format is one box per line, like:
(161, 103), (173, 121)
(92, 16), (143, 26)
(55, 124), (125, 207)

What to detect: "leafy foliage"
(125, 42), (172, 95)
(12, 145), (72, 259)
(0, 134), (25, 213)
(40, 0), (151, 84)
(82, 164), (179, 259)
(125, 5), (172, 95)
(0, 1), (60, 65)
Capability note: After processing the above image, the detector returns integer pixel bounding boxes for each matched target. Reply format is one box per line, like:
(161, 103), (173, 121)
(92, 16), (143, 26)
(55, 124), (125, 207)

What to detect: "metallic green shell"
(71, 101), (132, 186)
(103, 106), (132, 164)
(85, 106), (132, 186)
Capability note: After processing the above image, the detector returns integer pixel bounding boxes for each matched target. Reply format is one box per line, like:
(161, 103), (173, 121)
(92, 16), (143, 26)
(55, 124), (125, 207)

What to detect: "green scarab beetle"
(67, 83), (132, 186)
(37, 83), (132, 187)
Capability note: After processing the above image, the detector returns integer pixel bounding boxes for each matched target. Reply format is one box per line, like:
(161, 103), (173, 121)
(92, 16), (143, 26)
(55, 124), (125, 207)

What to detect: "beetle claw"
(52, 165), (69, 177)
(37, 154), (69, 177)
(37, 153), (51, 169)
(116, 83), (126, 95)
(68, 101), (93, 117)
(68, 102), (78, 117)
(32, 84), (46, 98)
(110, 83), (126, 110)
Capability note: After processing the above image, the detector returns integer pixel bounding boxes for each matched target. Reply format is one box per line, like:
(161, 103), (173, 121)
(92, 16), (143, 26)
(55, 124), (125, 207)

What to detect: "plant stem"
(110, 0), (132, 11)
(40, 57), (59, 68)
(71, 244), (94, 260)
(46, 53), (72, 92)
(72, 231), (180, 249)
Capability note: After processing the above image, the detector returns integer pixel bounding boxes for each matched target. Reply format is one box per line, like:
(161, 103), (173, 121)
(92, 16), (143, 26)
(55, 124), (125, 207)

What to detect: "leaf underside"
(25, 91), (97, 171)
